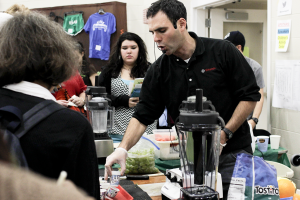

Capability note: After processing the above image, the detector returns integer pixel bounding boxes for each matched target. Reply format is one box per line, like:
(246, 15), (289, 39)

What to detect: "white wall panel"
(270, 0), (300, 188)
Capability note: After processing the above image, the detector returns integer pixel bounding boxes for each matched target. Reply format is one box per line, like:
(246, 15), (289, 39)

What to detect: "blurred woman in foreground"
(0, 11), (99, 199)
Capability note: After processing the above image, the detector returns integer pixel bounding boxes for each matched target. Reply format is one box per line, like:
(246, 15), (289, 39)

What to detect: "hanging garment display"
(84, 12), (116, 60)
(63, 13), (84, 36)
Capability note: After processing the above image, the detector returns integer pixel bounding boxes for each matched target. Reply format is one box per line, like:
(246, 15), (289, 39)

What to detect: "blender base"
(161, 168), (222, 200)
(181, 186), (219, 200)
(94, 138), (114, 158)
(161, 168), (182, 199)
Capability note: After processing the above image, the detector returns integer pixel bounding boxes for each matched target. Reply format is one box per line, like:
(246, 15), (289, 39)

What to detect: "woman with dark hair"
(77, 41), (98, 86)
(0, 12), (99, 199)
(98, 32), (156, 142)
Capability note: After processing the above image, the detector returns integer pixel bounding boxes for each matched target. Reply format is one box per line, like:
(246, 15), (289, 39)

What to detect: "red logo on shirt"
(201, 67), (216, 73)
(205, 67), (216, 72)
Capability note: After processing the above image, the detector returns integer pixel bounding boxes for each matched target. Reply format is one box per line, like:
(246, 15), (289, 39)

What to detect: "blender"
(161, 89), (225, 200)
(177, 89), (225, 200)
(85, 86), (114, 164)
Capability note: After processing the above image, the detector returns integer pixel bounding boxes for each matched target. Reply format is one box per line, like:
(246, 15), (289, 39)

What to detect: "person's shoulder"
(152, 54), (168, 66)
(198, 36), (228, 44)
(147, 55), (167, 73)
(245, 57), (262, 68)
(0, 161), (94, 200)
(50, 108), (93, 137)
(51, 107), (91, 127)
(199, 37), (232, 50)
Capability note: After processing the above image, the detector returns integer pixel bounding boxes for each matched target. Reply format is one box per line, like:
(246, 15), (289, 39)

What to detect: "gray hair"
(0, 11), (79, 87)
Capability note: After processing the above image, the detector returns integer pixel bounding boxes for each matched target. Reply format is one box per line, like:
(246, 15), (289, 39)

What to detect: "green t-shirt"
(63, 13), (84, 36)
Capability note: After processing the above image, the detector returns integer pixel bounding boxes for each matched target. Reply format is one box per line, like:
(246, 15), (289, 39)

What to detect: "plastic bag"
(125, 136), (160, 174)
(228, 153), (280, 200)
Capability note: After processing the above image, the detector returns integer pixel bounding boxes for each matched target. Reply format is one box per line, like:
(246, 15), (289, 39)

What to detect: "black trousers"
(218, 147), (252, 200)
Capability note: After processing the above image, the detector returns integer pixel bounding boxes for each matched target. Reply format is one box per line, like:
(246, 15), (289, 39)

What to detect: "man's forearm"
(252, 88), (264, 119)
(118, 118), (147, 151)
(225, 101), (257, 132)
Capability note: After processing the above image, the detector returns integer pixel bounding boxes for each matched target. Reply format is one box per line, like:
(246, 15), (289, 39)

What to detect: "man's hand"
(129, 97), (139, 108)
(105, 118), (147, 179)
(104, 148), (128, 180)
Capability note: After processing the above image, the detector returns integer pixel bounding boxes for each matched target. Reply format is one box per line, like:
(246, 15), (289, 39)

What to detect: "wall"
(0, 0), (191, 64)
(268, 0), (300, 187)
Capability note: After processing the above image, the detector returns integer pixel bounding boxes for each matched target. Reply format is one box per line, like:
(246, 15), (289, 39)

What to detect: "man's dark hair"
(147, 0), (187, 29)
(0, 12), (79, 88)
(106, 32), (149, 79)
(224, 31), (246, 52)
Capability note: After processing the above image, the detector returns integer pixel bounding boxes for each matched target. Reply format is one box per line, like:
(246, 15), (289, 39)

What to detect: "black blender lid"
(86, 86), (107, 95)
(88, 99), (108, 107)
(178, 89), (223, 127)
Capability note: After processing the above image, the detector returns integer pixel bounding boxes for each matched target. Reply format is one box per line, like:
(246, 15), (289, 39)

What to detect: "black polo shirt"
(133, 32), (260, 154)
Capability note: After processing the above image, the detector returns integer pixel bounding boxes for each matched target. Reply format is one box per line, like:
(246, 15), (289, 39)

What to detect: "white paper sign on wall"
(275, 20), (291, 52)
(277, 0), (292, 16)
(272, 60), (300, 111)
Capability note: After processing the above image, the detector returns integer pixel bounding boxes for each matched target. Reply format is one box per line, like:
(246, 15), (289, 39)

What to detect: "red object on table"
(113, 185), (133, 200)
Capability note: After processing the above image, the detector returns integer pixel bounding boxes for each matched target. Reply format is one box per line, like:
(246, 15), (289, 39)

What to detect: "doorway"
(223, 22), (263, 66)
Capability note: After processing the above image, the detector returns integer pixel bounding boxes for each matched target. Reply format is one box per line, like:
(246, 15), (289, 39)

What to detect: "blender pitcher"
(85, 86), (114, 162)
(87, 98), (109, 134)
(176, 89), (225, 200)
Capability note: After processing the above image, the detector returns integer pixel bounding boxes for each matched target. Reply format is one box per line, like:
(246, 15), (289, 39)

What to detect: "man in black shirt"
(105, 0), (260, 198)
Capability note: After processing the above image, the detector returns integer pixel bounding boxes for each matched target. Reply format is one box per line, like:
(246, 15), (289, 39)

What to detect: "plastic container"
(110, 171), (120, 186)
(257, 135), (269, 152)
(114, 185), (133, 200)
(106, 186), (119, 198)
(150, 129), (180, 160)
(153, 129), (177, 141)
(158, 140), (180, 160)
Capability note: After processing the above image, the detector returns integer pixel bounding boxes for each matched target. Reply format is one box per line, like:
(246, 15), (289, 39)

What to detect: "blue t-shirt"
(84, 12), (116, 60)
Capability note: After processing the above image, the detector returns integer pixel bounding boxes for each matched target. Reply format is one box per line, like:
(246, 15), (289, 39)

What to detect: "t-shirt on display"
(84, 12), (116, 60)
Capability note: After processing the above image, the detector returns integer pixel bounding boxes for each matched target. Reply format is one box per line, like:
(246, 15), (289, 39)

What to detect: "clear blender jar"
(176, 89), (225, 200)
(87, 97), (109, 134)
(85, 86), (114, 163)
